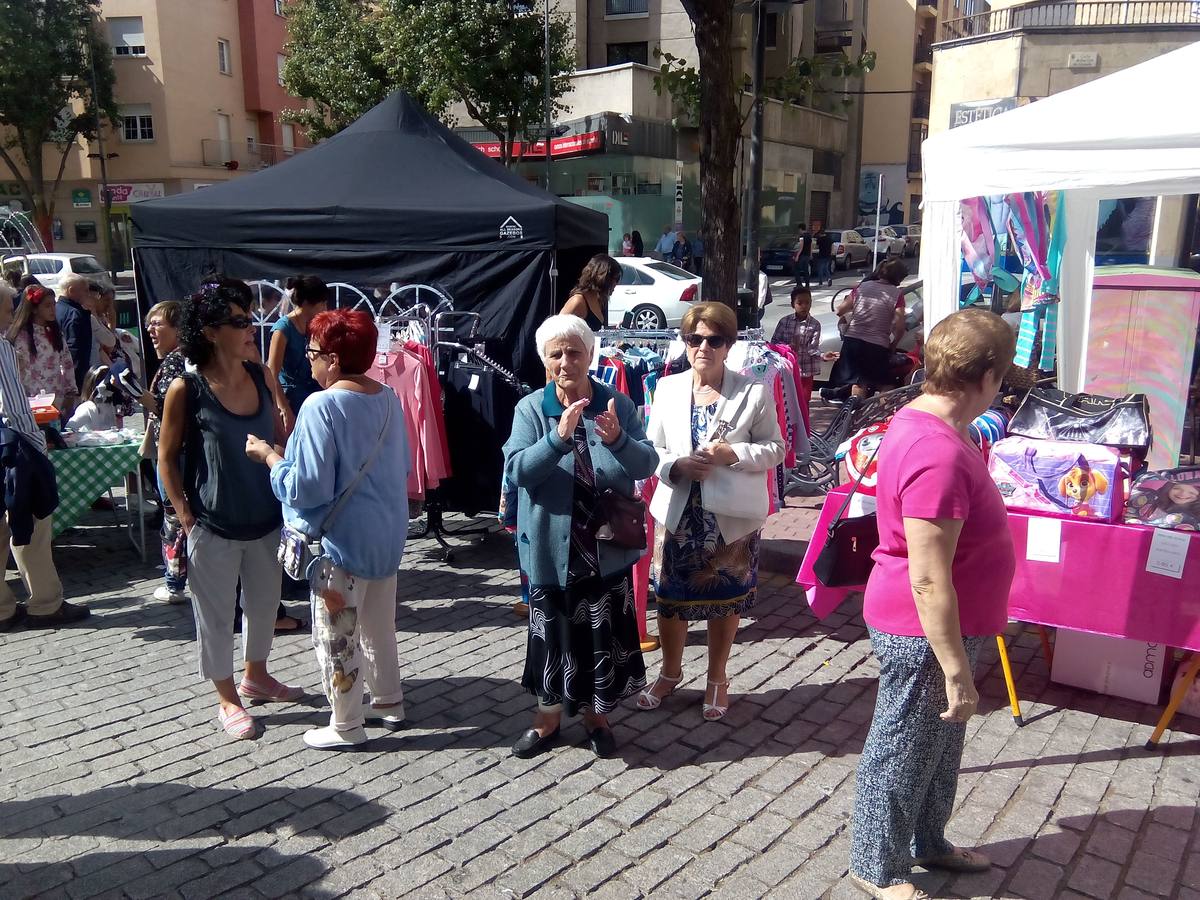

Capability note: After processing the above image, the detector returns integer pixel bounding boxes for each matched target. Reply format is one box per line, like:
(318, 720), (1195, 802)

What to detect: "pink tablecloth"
(795, 489), (1200, 652)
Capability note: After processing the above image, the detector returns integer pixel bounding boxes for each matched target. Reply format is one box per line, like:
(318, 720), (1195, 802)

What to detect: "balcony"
(917, 0), (939, 17)
(912, 94), (931, 120)
(201, 139), (302, 170)
(914, 39), (934, 71)
(605, 0), (648, 16)
(940, 0), (1200, 43)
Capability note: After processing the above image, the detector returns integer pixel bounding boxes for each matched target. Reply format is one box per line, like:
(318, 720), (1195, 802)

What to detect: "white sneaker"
(364, 703), (406, 732)
(303, 725), (368, 751)
(153, 585), (189, 605)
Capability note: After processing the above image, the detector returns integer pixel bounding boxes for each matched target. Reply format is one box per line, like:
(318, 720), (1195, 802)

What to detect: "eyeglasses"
(216, 315), (253, 330)
(305, 346), (330, 360)
(683, 333), (731, 350)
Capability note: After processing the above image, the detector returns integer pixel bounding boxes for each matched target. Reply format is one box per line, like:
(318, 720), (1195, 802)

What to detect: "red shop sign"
(473, 131), (605, 159)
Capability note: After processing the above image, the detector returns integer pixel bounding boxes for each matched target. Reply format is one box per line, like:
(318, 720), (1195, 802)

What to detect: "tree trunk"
(689, 1), (740, 309)
(34, 206), (54, 251)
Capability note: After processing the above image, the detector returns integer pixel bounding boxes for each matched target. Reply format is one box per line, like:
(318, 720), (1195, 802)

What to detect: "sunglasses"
(683, 333), (731, 349)
(215, 314), (253, 330)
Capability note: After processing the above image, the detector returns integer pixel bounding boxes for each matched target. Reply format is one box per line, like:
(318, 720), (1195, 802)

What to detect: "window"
(606, 42), (649, 66)
(275, 0), (285, 14)
(120, 104), (154, 142)
(109, 17), (146, 57)
(764, 12), (779, 50)
(31, 259), (64, 276)
(281, 124), (295, 154)
(606, 0), (649, 13)
(276, 54), (287, 86)
(75, 222), (98, 244)
(217, 39), (232, 75)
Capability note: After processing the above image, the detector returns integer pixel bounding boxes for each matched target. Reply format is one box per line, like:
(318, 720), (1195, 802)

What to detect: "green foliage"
(0, 0), (118, 227)
(654, 48), (877, 123)
(279, 0), (394, 140)
(282, 0), (575, 165)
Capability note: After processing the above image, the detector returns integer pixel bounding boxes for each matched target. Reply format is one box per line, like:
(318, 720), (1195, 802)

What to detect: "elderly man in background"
(55, 274), (93, 392)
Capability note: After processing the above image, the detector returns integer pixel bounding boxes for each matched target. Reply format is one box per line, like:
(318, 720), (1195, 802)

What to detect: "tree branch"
(0, 145), (34, 206)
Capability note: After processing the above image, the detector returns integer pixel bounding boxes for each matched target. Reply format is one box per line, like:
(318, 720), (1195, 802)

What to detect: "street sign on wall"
(71, 189), (92, 209)
(949, 97), (1023, 129)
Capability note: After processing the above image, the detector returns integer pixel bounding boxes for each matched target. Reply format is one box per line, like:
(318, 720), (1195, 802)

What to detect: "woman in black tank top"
(158, 277), (299, 742)
(561, 254), (620, 332)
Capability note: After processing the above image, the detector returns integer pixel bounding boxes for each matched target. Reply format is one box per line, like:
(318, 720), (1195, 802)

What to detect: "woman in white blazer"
(641, 303), (785, 720)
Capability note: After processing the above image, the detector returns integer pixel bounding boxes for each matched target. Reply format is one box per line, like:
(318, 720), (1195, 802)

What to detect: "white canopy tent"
(918, 41), (1200, 391)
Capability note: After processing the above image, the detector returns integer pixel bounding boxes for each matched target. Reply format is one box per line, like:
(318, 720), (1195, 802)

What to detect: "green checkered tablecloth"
(50, 441), (144, 538)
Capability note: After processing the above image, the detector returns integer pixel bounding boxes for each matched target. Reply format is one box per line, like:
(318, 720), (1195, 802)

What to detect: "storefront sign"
(472, 131), (605, 160)
(949, 97), (1020, 129)
(71, 188), (93, 209)
(104, 182), (166, 203)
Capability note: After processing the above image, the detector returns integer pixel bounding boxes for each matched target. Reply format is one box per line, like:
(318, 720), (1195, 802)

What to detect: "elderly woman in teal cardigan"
(503, 314), (658, 760)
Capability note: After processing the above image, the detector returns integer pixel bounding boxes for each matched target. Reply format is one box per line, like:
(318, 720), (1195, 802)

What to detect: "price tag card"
(468, 373), (480, 392)
(1026, 517), (1062, 563)
(1146, 528), (1191, 580)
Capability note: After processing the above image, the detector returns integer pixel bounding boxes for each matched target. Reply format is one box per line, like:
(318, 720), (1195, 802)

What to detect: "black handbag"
(1009, 388), (1152, 453)
(813, 442), (881, 587)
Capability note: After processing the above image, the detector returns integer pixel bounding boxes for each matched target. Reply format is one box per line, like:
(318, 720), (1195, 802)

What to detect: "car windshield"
(891, 226), (908, 236)
(827, 231), (843, 242)
(858, 227), (876, 237)
(770, 238), (793, 250)
(646, 262), (694, 280)
(70, 256), (106, 274)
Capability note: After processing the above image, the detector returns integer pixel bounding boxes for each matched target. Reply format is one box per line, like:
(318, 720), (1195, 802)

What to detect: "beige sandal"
(636, 672), (681, 710)
(848, 874), (930, 900)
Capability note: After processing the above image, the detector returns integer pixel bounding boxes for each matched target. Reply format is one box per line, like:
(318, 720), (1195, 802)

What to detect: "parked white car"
(855, 226), (906, 259)
(827, 229), (872, 270)
(1, 253), (113, 291)
(608, 258), (702, 329)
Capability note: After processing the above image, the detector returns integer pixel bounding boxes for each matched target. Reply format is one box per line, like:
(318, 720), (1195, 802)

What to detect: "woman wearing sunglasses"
(159, 277), (299, 741)
(643, 302), (784, 720)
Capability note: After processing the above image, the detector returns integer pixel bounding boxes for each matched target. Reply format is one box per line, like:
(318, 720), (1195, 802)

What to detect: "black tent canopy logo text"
(499, 216), (524, 239)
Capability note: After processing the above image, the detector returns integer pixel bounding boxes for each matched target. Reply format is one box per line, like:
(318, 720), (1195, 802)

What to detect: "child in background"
(771, 286), (837, 430)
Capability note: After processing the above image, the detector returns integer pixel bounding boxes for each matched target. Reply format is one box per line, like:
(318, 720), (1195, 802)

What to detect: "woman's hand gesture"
(595, 398), (623, 445)
(557, 398), (589, 443)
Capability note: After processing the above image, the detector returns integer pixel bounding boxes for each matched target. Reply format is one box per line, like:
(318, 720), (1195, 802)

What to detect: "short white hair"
(536, 314), (595, 365)
(59, 273), (89, 296)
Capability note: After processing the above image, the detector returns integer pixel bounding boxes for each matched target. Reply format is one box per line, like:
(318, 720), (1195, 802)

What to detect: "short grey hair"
(58, 273), (88, 297)
(536, 314), (596, 365)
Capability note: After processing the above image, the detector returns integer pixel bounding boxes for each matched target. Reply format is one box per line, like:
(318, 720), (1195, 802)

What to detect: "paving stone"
(1009, 857), (1064, 900)
(1067, 854), (1123, 899)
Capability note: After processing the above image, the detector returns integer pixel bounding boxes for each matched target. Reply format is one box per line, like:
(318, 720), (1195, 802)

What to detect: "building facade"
(1, 0), (305, 267)
(927, 0), (1200, 263)
(457, 0), (860, 255)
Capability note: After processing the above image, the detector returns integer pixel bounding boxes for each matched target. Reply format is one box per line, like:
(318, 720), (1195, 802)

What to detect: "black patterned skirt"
(523, 567), (647, 716)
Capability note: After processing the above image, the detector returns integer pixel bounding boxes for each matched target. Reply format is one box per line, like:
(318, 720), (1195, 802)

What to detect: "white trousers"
(310, 559), (403, 731)
(187, 525), (282, 681)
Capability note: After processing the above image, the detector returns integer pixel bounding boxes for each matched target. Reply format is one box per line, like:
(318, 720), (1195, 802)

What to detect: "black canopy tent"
(129, 91), (608, 381)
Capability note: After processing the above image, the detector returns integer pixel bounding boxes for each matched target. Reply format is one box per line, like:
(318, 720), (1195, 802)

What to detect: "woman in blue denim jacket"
(502, 314), (658, 760)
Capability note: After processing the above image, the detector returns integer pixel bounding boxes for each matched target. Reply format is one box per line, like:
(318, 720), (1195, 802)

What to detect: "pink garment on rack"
(768, 342), (806, 452)
(368, 346), (449, 500)
(404, 340), (452, 474)
(633, 477), (658, 641)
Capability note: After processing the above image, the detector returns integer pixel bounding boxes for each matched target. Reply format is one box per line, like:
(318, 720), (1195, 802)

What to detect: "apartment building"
(5, 0), (305, 267)
(459, 0), (861, 252)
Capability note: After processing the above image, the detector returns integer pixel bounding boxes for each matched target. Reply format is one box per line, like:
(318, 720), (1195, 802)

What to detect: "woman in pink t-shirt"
(849, 309), (1016, 900)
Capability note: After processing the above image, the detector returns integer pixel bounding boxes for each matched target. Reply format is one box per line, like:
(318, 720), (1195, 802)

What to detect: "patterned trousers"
(850, 627), (984, 887)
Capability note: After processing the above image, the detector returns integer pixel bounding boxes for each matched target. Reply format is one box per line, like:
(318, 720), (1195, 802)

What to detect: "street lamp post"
(543, 0), (553, 191)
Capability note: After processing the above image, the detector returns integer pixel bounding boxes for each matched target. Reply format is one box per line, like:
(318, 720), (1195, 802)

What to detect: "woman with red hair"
(247, 308), (411, 751)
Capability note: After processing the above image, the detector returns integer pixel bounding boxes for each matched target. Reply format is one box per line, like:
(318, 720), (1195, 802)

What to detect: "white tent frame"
(917, 41), (1200, 392)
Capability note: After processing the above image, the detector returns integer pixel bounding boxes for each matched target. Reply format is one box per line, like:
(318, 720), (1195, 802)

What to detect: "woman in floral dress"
(8, 285), (78, 418)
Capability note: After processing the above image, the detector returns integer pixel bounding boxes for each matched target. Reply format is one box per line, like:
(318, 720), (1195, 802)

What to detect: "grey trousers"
(187, 525), (281, 681)
(850, 627), (984, 887)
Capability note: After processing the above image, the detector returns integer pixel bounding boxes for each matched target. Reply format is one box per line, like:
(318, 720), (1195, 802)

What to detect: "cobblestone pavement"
(2, 511), (1198, 900)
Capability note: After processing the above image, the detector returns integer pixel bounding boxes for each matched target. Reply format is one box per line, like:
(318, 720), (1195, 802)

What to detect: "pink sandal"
(237, 677), (304, 704)
(218, 706), (257, 740)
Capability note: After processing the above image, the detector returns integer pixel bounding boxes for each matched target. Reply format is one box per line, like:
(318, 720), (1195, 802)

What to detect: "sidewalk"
(0, 506), (1197, 899)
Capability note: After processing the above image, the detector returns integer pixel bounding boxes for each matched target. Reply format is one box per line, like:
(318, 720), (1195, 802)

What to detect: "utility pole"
(742, 0), (767, 304)
(543, 0), (553, 191)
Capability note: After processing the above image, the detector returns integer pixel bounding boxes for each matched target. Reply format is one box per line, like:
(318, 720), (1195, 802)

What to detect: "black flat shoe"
(587, 726), (617, 758)
(25, 600), (91, 628)
(0, 605), (27, 632)
(511, 727), (560, 759)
